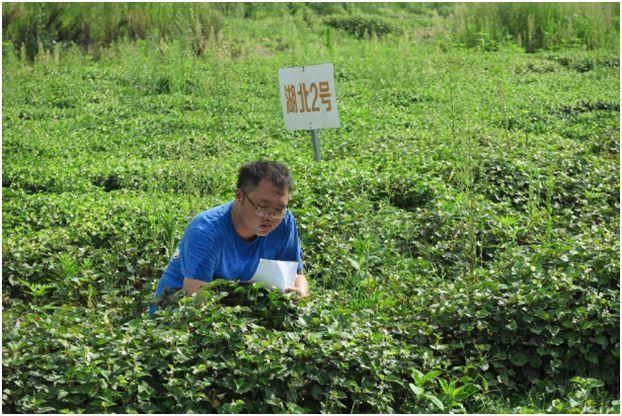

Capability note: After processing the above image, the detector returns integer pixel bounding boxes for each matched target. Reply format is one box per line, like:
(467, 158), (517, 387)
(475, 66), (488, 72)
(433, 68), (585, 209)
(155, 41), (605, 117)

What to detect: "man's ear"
(235, 188), (242, 202)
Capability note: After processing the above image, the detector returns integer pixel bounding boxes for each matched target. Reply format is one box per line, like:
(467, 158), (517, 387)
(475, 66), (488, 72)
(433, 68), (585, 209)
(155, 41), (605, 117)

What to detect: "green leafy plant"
(324, 15), (398, 39)
(2, 8), (619, 412)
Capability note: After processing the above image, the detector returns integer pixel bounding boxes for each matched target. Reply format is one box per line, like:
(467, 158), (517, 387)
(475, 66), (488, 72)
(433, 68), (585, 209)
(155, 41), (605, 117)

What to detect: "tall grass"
(2, 2), (225, 59)
(5, 2), (618, 60)
(453, 2), (620, 52)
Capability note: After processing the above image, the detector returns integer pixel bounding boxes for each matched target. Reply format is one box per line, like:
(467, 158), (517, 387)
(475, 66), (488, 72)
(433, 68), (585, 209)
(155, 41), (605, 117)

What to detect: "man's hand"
(285, 273), (309, 302)
(284, 286), (308, 301)
(183, 277), (210, 296)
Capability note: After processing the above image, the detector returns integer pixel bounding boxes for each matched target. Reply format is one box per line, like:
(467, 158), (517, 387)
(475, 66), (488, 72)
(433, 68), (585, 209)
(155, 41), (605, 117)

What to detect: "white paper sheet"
(249, 258), (298, 291)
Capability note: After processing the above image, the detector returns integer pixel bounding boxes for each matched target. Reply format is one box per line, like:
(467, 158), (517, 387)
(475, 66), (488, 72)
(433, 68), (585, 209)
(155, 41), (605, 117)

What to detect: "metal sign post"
(311, 129), (320, 161)
(278, 63), (340, 162)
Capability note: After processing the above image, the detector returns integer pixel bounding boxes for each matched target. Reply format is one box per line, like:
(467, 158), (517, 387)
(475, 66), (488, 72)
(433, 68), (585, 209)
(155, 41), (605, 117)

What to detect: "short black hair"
(237, 161), (294, 195)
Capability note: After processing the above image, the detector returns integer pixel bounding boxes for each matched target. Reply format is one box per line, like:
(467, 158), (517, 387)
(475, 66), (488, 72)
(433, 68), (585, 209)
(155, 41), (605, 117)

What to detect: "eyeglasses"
(245, 194), (287, 219)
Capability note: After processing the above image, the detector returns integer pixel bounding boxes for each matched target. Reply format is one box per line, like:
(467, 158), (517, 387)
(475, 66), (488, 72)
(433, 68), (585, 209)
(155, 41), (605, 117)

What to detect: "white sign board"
(278, 63), (340, 131)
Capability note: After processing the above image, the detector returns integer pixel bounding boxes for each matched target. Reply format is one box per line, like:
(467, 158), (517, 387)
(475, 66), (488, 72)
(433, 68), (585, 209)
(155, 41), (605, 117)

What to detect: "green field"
(2, 3), (620, 413)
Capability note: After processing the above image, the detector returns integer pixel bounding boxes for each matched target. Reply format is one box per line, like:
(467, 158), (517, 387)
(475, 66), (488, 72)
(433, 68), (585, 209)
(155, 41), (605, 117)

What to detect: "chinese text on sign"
(278, 63), (340, 131)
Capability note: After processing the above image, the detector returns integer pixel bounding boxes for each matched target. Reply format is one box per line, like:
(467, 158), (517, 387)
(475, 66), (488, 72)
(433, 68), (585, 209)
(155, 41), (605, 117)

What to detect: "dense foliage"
(3, 3), (620, 413)
(324, 15), (397, 39)
(3, 281), (618, 413)
(3, 3), (619, 58)
(2, 282), (458, 413)
(452, 3), (619, 52)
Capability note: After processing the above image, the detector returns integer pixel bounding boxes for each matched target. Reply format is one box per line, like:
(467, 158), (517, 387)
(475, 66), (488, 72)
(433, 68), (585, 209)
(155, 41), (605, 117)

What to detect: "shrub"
(307, 3), (346, 16)
(2, 282), (472, 413)
(452, 3), (620, 52)
(324, 14), (398, 39)
(2, 3), (45, 60)
(126, 8), (150, 40)
(414, 238), (620, 394)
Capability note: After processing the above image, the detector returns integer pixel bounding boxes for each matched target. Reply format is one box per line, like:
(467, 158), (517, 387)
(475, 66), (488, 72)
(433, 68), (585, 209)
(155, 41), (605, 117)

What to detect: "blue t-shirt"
(150, 200), (303, 315)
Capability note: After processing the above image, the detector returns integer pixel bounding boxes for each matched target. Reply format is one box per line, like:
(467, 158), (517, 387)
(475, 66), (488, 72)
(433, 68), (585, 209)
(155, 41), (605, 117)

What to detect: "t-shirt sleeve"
(278, 214), (304, 273)
(179, 227), (219, 281)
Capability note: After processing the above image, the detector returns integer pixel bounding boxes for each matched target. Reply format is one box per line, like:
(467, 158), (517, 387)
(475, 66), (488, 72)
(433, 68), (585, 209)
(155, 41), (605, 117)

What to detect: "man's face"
(236, 178), (289, 237)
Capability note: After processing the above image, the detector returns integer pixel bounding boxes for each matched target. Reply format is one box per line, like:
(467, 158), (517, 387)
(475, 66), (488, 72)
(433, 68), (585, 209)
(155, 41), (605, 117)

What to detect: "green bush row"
(4, 280), (618, 413)
(414, 237), (620, 393)
(3, 282), (469, 413)
(324, 15), (398, 39)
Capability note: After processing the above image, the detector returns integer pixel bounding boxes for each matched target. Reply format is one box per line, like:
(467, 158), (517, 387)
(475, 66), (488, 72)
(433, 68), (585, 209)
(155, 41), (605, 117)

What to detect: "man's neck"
(231, 201), (256, 242)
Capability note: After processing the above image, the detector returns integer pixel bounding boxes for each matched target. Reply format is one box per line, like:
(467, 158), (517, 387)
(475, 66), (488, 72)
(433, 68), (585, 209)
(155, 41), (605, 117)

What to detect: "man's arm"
(285, 273), (309, 301)
(183, 277), (211, 296)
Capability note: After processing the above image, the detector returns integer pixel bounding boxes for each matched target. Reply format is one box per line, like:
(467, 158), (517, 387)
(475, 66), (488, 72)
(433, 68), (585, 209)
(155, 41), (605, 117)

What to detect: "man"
(149, 160), (308, 316)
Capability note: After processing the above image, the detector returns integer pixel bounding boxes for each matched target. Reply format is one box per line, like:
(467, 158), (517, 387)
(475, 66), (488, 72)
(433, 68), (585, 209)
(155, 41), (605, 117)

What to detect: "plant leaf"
(424, 393), (445, 411)
(511, 352), (529, 366)
(409, 383), (424, 395)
